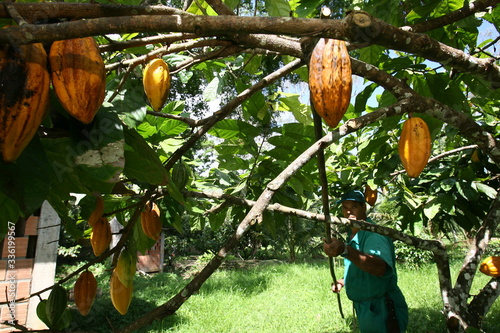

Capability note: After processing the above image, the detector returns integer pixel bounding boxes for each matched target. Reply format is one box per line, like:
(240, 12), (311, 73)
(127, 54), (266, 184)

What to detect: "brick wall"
(0, 215), (39, 331)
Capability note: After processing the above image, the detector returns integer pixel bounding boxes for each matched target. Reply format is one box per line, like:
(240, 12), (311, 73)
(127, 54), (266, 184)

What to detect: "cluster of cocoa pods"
(0, 37), (106, 162)
(308, 38), (431, 179)
(72, 197), (162, 316)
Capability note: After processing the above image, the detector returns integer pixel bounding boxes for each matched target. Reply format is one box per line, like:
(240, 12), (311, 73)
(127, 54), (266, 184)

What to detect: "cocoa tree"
(0, 0), (499, 332)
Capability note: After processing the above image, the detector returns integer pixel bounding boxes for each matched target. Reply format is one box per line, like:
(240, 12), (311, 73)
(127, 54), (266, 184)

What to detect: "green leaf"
(242, 90), (269, 123)
(475, 182), (497, 199)
(123, 127), (169, 185)
(359, 45), (386, 65)
(265, 0), (292, 17)
(208, 119), (260, 140)
(36, 300), (51, 328)
(106, 79), (148, 128)
(431, 0), (464, 18)
(0, 136), (53, 220)
(0, 192), (20, 231)
(203, 76), (221, 102)
(406, 0), (441, 23)
(423, 196), (440, 220)
(158, 119), (189, 136)
(187, 0), (218, 15)
(278, 93), (313, 125)
(296, 0), (323, 17)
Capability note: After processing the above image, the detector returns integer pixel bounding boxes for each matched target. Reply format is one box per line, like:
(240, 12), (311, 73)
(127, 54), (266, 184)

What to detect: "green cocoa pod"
(171, 160), (191, 190)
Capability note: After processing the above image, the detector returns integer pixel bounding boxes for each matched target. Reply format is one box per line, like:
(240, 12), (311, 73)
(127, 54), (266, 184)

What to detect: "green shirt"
(343, 219), (408, 332)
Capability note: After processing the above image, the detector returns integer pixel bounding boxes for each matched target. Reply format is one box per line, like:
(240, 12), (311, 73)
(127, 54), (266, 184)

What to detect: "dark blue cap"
(336, 190), (365, 204)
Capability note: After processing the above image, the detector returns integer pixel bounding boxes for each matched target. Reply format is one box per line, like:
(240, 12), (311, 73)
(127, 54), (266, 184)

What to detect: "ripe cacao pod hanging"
(308, 38), (352, 128)
(90, 217), (111, 256)
(143, 58), (171, 112)
(110, 268), (133, 315)
(74, 270), (97, 316)
(479, 256), (500, 277)
(49, 37), (106, 124)
(0, 42), (50, 162)
(115, 249), (136, 288)
(141, 201), (162, 241)
(364, 185), (377, 206)
(398, 116), (431, 178)
(88, 195), (104, 227)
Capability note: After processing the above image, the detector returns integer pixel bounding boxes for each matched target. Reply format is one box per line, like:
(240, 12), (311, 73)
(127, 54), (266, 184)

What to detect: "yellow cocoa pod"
(88, 195), (104, 227)
(115, 249), (136, 288)
(141, 201), (162, 241)
(364, 185), (377, 206)
(74, 270), (97, 316)
(0, 42), (50, 162)
(110, 268), (133, 315)
(143, 58), (171, 112)
(471, 149), (480, 163)
(90, 217), (111, 256)
(398, 117), (431, 178)
(308, 38), (352, 128)
(479, 256), (500, 277)
(49, 37), (106, 124)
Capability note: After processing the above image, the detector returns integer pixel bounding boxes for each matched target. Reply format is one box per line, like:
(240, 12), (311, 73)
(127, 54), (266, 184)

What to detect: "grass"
(64, 259), (500, 332)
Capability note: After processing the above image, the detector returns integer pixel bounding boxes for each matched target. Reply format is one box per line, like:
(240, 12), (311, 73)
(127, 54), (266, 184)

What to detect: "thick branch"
(2, 7), (498, 88)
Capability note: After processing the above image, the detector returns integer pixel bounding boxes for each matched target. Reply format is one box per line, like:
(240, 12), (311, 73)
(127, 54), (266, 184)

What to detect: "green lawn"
(66, 259), (500, 332)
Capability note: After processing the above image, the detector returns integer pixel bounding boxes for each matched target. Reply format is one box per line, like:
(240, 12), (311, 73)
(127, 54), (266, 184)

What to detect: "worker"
(323, 190), (408, 333)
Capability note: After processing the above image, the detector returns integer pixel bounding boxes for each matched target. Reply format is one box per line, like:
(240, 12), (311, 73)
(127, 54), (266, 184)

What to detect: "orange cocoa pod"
(0, 42), (50, 162)
(479, 256), (500, 277)
(308, 38), (352, 128)
(364, 185), (378, 206)
(49, 37), (106, 124)
(88, 195), (104, 227)
(90, 217), (111, 256)
(140, 201), (162, 241)
(398, 117), (431, 178)
(74, 270), (97, 316)
(110, 268), (133, 315)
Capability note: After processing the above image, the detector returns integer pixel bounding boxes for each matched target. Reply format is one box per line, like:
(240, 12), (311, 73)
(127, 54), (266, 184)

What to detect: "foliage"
(1, 0), (499, 331)
(394, 240), (435, 269)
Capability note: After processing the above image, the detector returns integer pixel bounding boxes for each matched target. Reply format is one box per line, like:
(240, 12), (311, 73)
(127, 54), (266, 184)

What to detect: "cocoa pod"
(0, 42), (50, 162)
(364, 185), (377, 206)
(398, 116), (431, 178)
(479, 256), (500, 277)
(74, 270), (97, 316)
(308, 38), (352, 128)
(143, 58), (171, 112)
(141, 201), (162, 241)
(110, 268), (133, 315)
(90, 217), (111, 256)
(88, 195), (104, 227)
(172, 160), (191, 190)
(49, 37), (106, 124)
(115, 249), (136, 288)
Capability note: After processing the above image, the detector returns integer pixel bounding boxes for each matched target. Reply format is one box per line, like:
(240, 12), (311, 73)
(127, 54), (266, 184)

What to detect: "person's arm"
(323, 239), (387, 277)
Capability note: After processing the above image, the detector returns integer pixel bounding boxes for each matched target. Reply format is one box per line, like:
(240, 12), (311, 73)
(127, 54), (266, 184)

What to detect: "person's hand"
(323, 238), (345, 257)
(331, 280), (344, 293)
